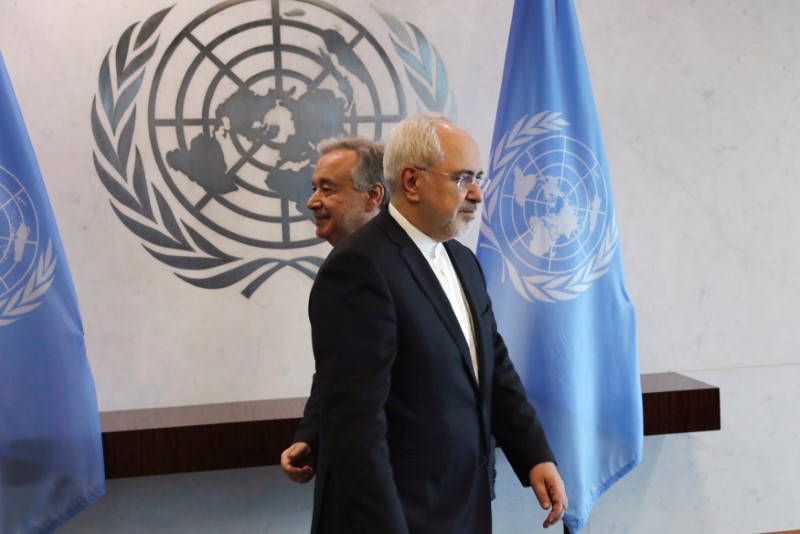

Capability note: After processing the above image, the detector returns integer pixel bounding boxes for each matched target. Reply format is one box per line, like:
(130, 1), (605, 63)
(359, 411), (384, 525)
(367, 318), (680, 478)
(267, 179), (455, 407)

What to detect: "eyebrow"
(314, 177), (340, 188)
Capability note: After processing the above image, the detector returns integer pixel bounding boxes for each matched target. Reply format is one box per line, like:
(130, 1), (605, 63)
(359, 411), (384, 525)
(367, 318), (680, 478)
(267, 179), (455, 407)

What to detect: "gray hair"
(382, 112), (457, 193)
(317, 136), (389, 207)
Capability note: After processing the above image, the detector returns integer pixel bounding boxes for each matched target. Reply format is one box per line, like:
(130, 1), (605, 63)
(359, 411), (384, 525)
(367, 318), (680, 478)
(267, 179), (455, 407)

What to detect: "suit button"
(479, 456), (487, 467)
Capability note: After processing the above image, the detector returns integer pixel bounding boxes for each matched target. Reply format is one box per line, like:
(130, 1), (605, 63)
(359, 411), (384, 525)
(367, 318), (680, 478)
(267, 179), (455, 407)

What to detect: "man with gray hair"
(306, 136), (388, 246)
(281, 135), (387, 483)
(307, 113), (566, 532)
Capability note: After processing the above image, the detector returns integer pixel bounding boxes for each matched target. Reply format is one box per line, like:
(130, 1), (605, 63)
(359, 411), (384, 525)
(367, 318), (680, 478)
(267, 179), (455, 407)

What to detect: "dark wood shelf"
(641, 372), (720, 436)
(102, 418), (301, 479)
(100, 373), (720, 479)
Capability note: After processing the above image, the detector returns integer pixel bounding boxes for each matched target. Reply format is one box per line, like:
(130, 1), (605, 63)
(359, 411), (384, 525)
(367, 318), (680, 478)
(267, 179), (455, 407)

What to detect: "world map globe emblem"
(93, 0), (455, 294)
(496, 135), (609, 276)
(147, 0), (407, 250)
(0, 167), (39, 300)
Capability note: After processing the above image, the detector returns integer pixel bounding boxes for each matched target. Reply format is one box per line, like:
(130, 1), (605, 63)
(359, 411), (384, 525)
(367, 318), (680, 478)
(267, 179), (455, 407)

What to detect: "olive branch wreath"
(479, 112), (618, 303)
(375, 7), (457, 117)
(0, 239), (56, 327)
(90, 6), (323, 299)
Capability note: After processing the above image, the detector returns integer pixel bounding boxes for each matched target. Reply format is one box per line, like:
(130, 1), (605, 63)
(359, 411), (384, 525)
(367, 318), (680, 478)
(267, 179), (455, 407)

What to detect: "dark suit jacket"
(307, 210), (554, 534)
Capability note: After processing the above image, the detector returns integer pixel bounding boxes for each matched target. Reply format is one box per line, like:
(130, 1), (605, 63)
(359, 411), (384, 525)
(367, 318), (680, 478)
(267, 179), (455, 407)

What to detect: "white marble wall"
(3, 0), (800, 531)
(573, 0), (800, 531)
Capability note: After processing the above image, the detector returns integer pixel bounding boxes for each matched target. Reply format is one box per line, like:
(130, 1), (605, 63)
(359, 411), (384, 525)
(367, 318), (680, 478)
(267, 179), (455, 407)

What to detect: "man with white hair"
(307, 113), (567, 532)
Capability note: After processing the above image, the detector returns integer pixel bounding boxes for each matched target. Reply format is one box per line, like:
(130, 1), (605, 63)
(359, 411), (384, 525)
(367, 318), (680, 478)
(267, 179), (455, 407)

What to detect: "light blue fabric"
(476, 2), (643, 531)
(0, 52), (105, 533)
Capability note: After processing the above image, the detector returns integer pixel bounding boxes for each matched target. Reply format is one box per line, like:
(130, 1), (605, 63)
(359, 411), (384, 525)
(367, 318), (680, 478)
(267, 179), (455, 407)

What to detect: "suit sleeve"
(293, 373), (320, 457)
(490, 319), (556, 485)
(467, 251), (556, 485)
(309, 248), (409, 533)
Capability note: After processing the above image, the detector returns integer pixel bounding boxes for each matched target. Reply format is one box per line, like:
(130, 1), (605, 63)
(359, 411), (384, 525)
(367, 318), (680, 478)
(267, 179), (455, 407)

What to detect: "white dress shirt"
(388, 204), (479, 383)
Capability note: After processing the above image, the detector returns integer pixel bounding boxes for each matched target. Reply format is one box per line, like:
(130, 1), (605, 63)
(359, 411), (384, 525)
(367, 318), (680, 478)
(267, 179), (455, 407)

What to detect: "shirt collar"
(388, 203), (444, 260)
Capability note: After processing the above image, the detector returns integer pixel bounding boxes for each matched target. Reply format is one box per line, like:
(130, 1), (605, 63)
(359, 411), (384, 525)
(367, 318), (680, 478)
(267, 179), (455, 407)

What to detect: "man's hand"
(529, 461), (567, 528)
(280, 442), (315, 483)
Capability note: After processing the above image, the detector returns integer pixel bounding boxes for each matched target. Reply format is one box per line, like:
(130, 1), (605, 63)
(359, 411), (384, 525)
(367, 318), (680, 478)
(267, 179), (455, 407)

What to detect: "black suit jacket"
(307, 210), (554, 534)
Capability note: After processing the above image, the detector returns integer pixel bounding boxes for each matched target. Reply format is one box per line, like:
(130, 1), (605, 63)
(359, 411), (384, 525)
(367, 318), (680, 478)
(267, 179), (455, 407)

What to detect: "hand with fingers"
(529, 461), (568, 528)
(280, 441), (315, 483)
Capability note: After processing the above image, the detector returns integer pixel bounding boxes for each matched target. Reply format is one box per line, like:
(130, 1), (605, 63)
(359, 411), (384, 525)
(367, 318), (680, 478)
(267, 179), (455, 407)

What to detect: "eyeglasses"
(413, 166), (491, 190)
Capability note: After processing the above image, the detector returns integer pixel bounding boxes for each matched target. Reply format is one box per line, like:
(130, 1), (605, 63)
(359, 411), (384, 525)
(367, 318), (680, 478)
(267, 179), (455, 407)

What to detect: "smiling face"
(307, 148), (378, 246)
(414, 125), (484, 242)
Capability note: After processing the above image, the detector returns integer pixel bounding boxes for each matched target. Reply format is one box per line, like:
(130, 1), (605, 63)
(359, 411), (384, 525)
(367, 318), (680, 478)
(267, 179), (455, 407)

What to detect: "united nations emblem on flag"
(0, 166), (55, 326)
(91, 0), (456, 297)
(480, 112), (618, 303)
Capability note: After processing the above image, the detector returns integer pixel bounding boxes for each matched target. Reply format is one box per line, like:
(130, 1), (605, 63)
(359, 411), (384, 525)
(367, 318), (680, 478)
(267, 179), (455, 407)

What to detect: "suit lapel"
(445, 241), (491, 393)
(376, 212), (478, 390)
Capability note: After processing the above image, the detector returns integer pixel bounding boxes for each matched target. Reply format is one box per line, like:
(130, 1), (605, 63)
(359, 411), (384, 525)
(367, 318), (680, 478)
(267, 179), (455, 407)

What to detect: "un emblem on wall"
(91, 0), (456, 297)
(480, 112), (618, 303)
(0, 166), (55, 326)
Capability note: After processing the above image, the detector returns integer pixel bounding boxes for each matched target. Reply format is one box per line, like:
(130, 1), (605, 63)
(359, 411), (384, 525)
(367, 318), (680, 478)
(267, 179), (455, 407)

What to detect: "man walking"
(307, 113), (566, 533)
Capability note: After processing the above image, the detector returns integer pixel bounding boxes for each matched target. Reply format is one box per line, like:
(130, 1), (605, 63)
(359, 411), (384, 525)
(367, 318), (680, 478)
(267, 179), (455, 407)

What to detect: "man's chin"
(444, 219), (473, 240)
(315, 226), (331, 242)
(458, 213), (476, 230)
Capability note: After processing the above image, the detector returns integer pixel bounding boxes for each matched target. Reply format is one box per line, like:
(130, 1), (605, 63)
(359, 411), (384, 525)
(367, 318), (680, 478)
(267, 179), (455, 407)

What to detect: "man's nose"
(307, 190), (322, 210)
(466, 181), (484, 203)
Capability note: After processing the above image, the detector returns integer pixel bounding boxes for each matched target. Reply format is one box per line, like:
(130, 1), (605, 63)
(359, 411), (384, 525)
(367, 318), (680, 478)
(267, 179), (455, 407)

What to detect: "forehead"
(312, 148), (358, 183)
(436, 125), (481, 170)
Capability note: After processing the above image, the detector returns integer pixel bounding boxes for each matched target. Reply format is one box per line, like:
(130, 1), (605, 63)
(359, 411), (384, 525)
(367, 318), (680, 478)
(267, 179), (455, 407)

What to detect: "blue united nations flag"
(0, 52), (105, 532)
(476, 1), (642, 531)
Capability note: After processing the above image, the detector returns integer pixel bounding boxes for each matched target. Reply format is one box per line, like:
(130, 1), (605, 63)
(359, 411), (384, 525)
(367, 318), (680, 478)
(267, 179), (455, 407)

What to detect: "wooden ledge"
(100, 397), (307, 432)
(641, 372), (720, 436)
(101, 373), (720, 479)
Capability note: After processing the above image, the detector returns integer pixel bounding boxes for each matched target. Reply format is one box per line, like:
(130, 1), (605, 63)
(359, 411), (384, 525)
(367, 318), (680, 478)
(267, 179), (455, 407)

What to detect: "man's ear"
(364, 184), (383, 212)
(399, 166), (421, 203)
